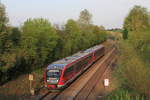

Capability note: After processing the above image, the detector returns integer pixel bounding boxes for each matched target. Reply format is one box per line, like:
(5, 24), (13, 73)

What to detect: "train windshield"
(47, 70), (61, 78)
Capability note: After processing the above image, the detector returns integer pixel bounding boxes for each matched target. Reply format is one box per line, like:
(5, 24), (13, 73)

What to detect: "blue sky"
(2, 0), (150, 29)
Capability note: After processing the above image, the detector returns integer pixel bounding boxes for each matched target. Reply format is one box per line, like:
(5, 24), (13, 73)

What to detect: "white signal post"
(104, 79), (109, 87)
(103, 78), (109, 96)
(29, 74), (35, 96)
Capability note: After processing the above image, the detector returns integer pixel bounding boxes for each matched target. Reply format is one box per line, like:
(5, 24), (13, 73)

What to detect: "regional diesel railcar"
(44, 44), (105, 89)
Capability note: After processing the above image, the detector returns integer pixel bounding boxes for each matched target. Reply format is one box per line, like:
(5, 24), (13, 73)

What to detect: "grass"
(105, 88), (148, 100)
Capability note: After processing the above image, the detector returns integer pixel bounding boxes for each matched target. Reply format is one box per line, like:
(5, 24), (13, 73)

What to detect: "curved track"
(31, 41), (117, 100)
(36, 47), (116, 100)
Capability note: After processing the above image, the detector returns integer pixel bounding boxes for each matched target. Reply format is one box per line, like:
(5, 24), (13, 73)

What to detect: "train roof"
(47, 44), (104, 70)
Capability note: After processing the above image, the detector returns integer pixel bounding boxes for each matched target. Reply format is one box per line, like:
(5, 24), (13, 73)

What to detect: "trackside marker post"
(104, 79), (109, 87)
(29, 74), (33, 81)
(29, 74), (35, 95)
(103, 79), (109, 96)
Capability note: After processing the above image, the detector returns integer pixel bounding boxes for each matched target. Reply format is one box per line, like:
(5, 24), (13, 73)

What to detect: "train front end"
(44, 64), (64, 90)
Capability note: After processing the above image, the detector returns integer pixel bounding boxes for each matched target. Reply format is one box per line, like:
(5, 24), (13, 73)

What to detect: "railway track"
(76, 52), (116, 100)
(32, 47), (117, 100)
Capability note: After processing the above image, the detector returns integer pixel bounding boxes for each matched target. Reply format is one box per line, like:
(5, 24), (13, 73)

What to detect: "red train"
(44, 44), (105, 90)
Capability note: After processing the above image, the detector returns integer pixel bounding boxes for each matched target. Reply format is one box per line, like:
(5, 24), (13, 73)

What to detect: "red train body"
(44, 44), (105, 90)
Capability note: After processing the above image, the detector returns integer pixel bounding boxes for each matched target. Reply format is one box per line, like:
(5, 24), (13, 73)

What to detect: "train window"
(64, 65), (74, 76)
(83, 57), (88, 66)
(74, 55), (92, 73)
(87, 55), (92, 61)
(76, 61), (82, 72)
(75, 55), (92, 72)
(83, 55), (92, 66)
(47, 70), (61, 78)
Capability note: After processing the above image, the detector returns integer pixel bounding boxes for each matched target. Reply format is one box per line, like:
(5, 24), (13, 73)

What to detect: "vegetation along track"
(36, 47), (116, 100)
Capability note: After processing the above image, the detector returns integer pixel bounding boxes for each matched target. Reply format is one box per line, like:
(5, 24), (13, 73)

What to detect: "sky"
(2, 0), (150, 29)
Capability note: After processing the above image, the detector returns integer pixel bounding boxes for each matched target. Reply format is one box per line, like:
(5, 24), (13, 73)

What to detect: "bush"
(106, 88), (146, 100)
(116, 41), (150, 97)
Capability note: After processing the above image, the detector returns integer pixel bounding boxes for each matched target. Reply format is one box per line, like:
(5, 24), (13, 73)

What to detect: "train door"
(75, 61), (82, 74)
(63, 66), (74, 82)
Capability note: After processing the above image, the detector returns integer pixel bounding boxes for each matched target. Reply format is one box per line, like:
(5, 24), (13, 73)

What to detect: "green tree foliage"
(60, 14), (107, 57)
(122, 5), (150, 66)
(62, 19), (81, 56)
(123, 28), (128, 40)
(117, 42), (150, 97)
(78, 9), (92, 25)
(0, 3), (15, 83)
(113, 5), (150, 98)
(0, 27), (21, 78)
(123, 5), (150, 65)
(128, 31), (150, 64)
(0, 3), (8, 32)
(0, 3), (9, 53)
(124, 5), (150, 32)
(21, 18), (58, 68)
(77, 9), (107, 50)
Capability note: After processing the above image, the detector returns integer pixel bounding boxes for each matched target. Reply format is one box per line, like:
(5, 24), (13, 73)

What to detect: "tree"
(78, 9), (92, 25)
(123, 5), (150, 32)
(0, 3), (9, 53)
(10, 27), (21, 46)
(115, 5), (150, 98)
(0, 3), (8, 32)
(123, 28), (128, 40)
(21, 18), (58, 69)
(62, 19), (81, 56)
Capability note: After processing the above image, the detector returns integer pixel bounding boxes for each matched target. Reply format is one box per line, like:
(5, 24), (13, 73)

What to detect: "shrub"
(116, 41), (150, 97)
